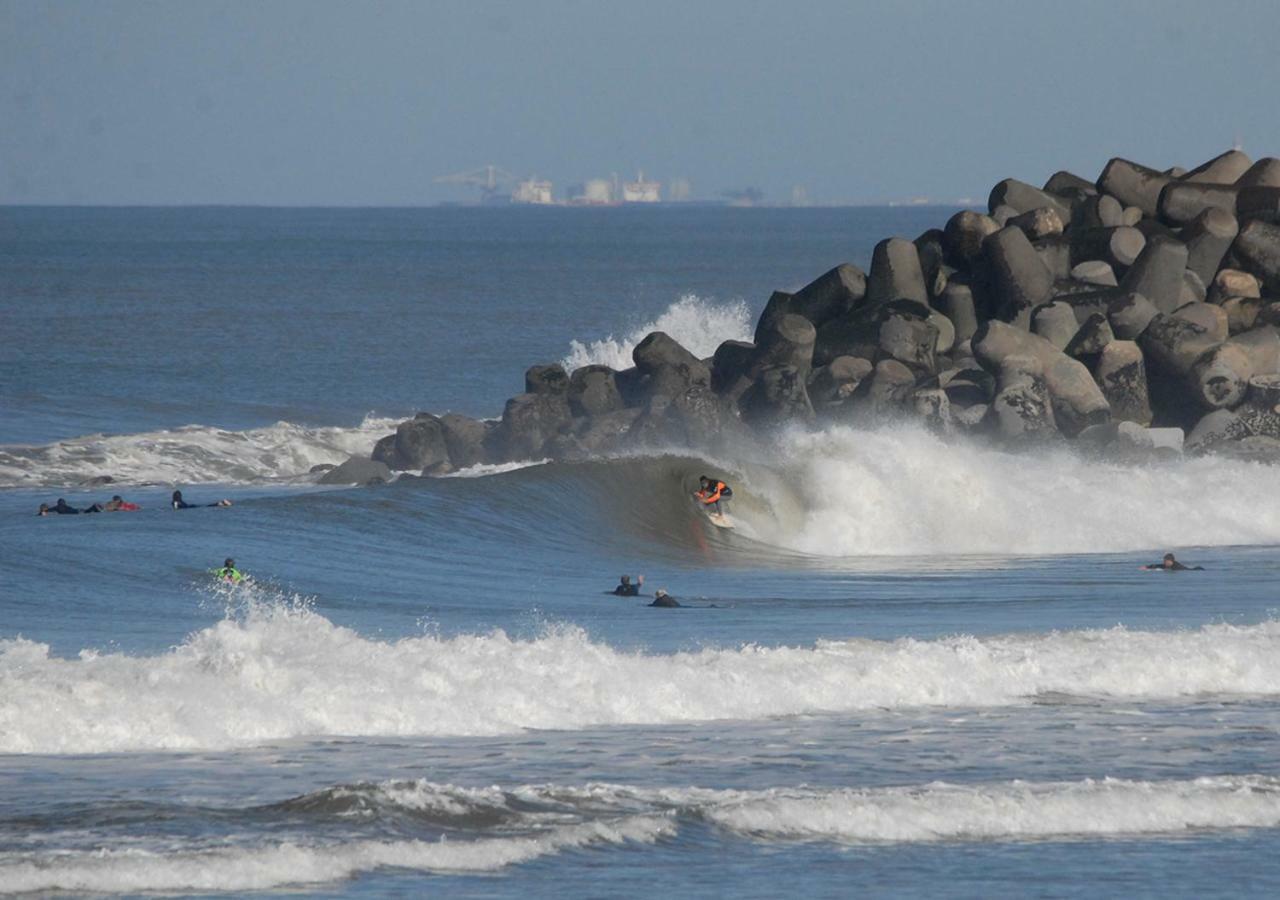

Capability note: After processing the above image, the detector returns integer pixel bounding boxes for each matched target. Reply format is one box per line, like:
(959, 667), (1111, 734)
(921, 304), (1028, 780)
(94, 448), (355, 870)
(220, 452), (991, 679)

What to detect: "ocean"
(2, 205), (1280, 897)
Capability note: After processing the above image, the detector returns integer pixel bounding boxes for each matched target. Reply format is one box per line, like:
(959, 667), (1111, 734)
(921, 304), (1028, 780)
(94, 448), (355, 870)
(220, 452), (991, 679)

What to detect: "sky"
(3, 0), (1280, 206)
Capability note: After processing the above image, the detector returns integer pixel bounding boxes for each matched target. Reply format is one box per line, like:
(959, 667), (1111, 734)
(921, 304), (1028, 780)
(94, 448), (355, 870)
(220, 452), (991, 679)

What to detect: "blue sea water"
(2, 206), (1280, 897)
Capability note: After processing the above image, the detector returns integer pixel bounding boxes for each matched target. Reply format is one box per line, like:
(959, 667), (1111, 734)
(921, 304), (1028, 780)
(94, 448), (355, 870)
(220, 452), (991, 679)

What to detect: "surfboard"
(706, 511), (735, 529)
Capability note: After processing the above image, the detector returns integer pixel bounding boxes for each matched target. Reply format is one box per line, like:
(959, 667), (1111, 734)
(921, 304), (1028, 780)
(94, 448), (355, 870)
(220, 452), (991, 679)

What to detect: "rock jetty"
(334, 149), (1280, 482)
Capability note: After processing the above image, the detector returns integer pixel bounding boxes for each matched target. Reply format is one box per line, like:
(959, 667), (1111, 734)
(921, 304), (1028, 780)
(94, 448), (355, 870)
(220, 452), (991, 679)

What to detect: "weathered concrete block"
(1158, 181), (1238, 226)
(1094, 340), (1152, 425)
(1236, 158), (1280, 189)
(567, 365), (624, 417)
(940, 281), (979, 343)
(710, 340), (756, 397)
(1071, 225), (1146, 272)
(1108, 291), (1160, 340)
(789, 264), (868, 328)
(972, 320), (1110, 435)
(1183, 207), (1239, 285)
(866, 237), (928, 306)
(1208, 268), (1262, 304)
(1098, 157), (1171, 217)
(1233, 220), (1280, 293)
(1181, 148), (1253, 184)
(1032, 301), (1081, 350)
(983, 226), (1055, 321)
(808, 356), (873, 411)
(989, 179), (1072, 225)
(372, 413), (451, 470)
(1120, 235), (1190, 313)
(752, 313), (817, 380)
(319, 456), (393, 485)
(943, 210), (1001, 266)
(1071, 260), (1118, 286)
(1065, 313), (1114, 360)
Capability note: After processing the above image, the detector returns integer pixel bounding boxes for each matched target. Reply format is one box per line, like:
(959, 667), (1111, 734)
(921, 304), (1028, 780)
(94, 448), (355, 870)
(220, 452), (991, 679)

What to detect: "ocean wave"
(4, 775), (1277, 893)
(743, 423), (1280, 556)
(2, 596), (1278, 754)
(560, 294), (753, 371)
(0, 415), (400, 488)
(0, 817), (670, 894)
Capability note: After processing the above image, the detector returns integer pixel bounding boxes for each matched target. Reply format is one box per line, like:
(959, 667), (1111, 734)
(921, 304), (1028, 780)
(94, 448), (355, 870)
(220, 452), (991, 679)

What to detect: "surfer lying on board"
(1141, 553), (1203, 571)
(38, 498), (103, 515)
(694, 476), (732, 515)
(172, 490), (233, 509)
(210, 558), (244, 583)
(612, 575), (644, 596)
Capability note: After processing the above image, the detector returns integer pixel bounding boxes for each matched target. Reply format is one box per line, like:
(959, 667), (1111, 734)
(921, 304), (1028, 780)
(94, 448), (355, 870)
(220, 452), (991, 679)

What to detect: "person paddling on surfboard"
(1140, 552), (1203, 571)
(210, 558), (244, 583)
(694, 475), (732, 516)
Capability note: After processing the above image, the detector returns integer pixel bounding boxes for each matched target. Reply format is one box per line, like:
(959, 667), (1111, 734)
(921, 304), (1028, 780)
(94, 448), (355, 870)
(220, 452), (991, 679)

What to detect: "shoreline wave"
(3, 596), (1278, 754)
(4, 775), (1278, 893)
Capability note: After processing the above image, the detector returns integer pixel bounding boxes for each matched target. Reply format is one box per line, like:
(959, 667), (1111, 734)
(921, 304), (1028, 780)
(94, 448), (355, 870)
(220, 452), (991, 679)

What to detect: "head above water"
(112, 495), (122, 502)
(1163, 553), (1176, 562)
(172, 490), (182, 501)
(620, 575), (631, 585)
(224, 558), (235, 569)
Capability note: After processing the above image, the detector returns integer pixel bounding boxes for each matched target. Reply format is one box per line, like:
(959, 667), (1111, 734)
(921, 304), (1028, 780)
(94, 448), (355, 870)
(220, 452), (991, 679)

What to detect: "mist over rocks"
(357, 148), (1280, 475)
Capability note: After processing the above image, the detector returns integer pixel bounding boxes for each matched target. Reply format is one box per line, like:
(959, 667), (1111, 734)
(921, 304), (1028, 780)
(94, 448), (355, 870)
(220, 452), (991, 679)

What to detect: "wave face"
(4, 775), (1278, 893)
(560, 294), (752, 371)
(3, 597), (1278, 754)
(0, 416), (398, 488)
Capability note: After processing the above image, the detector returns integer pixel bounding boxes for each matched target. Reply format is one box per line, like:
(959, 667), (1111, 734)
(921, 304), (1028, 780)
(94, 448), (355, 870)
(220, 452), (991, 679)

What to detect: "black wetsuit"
(612, 584), (640, 596)
(1143, 561), (1203, 571)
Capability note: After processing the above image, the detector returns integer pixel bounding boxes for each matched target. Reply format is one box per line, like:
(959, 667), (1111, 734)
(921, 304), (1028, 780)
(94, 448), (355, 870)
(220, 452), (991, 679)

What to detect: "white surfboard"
(706, 511), (735, 529)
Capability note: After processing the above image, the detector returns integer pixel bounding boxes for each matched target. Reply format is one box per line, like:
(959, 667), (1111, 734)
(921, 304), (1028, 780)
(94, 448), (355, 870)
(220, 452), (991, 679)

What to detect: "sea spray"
(561, 294), (752, 372)
(750, 423), (1280, 556)
(3, 590), (1278, 753)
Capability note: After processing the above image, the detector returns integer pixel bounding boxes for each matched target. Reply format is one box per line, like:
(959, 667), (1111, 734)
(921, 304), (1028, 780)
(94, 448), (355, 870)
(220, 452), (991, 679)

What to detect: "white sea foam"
(0, 415), (400, 488)
(560, 294), (753, 371)
(4, 776), (1276, 893)
(682, 775), (1280, 842)
(2, 596), (1278, 754)
(746, 423), (1280, 556)
(0, 817), (670, 894)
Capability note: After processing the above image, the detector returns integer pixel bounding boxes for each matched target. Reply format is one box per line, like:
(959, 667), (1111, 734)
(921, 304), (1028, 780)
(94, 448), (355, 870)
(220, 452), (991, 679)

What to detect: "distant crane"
(434, 165), (516, 202)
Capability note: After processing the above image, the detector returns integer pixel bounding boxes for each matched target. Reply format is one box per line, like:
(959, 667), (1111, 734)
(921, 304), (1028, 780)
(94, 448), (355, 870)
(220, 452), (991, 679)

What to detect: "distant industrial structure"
(511, 177), (554, 205)
(435, 166), (805, 207)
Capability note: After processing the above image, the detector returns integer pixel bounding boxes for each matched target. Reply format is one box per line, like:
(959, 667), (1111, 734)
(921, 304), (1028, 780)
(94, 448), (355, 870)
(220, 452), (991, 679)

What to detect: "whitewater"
(5, 206), (1280, 898)
(3, 596), (1280, 754)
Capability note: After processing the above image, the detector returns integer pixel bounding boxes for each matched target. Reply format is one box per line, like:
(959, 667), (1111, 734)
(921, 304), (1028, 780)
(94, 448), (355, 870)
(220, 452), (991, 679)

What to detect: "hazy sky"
(4, 0), (1279, 205)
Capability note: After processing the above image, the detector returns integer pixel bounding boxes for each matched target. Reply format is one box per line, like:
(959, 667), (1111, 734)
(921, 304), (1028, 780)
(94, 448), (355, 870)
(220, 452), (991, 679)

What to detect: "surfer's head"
(699, 475), (710, 488)
(224, 558), (235, 569)
(172, 490), (182, 502)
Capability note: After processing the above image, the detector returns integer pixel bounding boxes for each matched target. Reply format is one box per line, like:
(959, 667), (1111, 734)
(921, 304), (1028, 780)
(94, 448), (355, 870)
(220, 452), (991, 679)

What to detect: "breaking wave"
(4, 775), (1279, 893)
(0, 415), (399, 488)
(2, 595), (1278, 754)
(560, 293), (753, 371)
(750, 424), (1280, 556)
